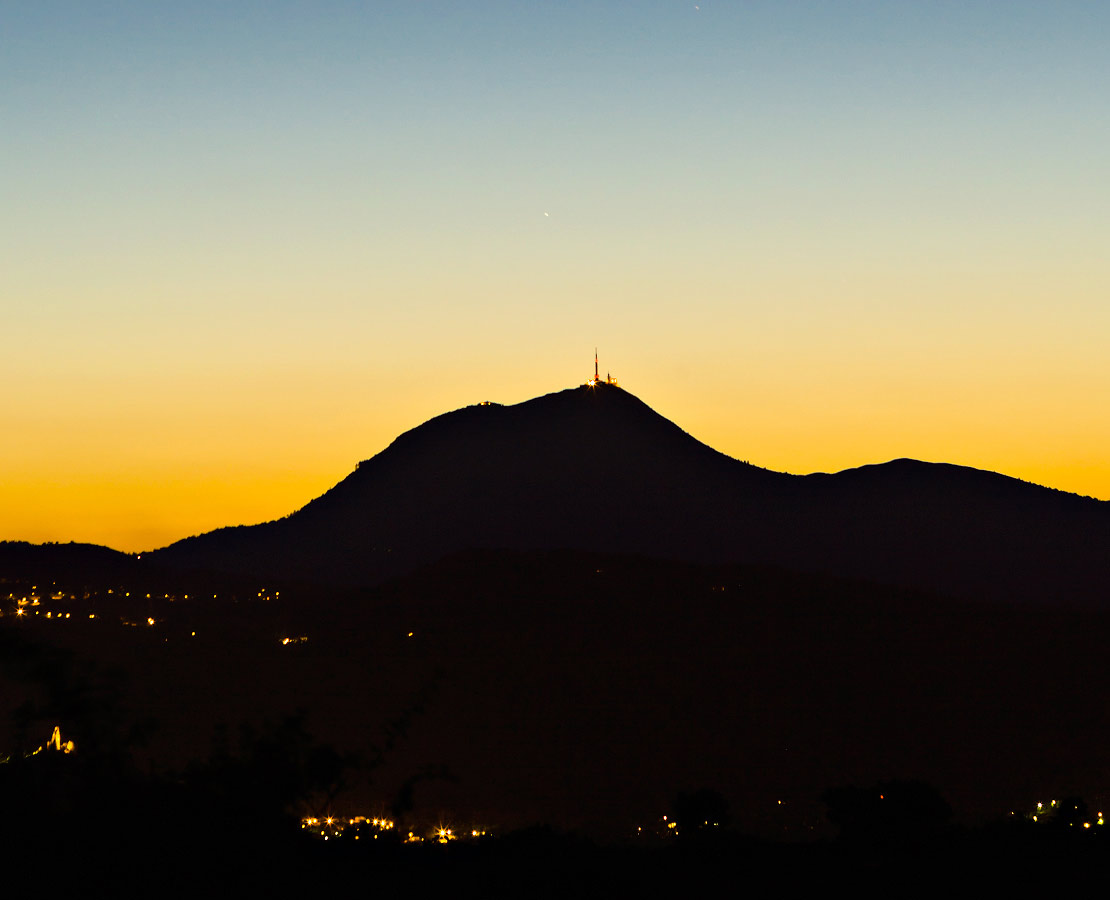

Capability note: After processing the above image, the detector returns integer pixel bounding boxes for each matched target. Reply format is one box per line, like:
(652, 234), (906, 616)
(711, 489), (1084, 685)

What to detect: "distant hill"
(0, 541), (137, 585)
(144, 382), (1107, 605)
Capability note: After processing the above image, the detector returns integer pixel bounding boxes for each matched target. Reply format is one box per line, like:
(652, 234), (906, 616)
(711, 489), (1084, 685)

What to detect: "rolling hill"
(150, 382), (1108, 606)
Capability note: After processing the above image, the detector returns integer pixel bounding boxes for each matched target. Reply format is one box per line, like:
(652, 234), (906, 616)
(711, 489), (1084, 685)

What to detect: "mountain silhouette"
(151, 382), (1109, 606)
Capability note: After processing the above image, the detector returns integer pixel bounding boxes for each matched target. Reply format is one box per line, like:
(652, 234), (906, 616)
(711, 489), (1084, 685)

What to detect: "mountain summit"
(153, 382), (1109, 605)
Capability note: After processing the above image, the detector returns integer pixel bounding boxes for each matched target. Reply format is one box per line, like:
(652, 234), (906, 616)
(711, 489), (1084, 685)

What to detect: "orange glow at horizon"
(2, 350), (1107, 554)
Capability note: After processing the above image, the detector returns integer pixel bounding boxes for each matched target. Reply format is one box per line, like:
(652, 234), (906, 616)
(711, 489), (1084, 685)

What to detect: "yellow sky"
(3, 3), (1107, 551)
(4, 315), (1107, 554)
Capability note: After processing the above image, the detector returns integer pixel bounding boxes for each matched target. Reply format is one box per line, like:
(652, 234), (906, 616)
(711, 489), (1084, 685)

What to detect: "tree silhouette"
(184, 713), (353, 827)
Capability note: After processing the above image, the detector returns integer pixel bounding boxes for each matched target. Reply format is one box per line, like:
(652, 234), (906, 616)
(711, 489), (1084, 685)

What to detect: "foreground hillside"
(6, 550), (1110, 839)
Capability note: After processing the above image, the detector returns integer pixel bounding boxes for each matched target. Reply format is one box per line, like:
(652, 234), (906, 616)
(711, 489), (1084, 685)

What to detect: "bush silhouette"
(823, 779), (952, 851)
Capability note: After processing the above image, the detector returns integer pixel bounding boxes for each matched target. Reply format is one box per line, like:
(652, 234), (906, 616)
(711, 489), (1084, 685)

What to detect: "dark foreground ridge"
(5, 548), (1110, 885)
(149, 381), (1109, 606)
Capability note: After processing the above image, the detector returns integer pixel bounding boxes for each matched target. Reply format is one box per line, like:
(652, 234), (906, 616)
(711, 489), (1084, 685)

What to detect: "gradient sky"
(3, 1), (1108, 552)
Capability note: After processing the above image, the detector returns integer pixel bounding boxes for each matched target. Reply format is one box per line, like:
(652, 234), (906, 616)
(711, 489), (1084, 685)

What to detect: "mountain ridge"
(145, 382), (1108, 606)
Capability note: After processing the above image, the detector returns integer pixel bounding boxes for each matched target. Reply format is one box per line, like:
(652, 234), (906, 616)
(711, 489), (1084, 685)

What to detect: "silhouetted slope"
(795, 459), (1108, 605)
(16, 550), (1110, 840)
(0, 541), (137, 584)
(154, 385), (780, 582)
(151, 383), (1109, 605)
(356, 551), (1110, 836)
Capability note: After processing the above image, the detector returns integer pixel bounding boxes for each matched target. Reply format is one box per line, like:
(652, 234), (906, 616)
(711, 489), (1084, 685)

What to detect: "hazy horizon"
(4, 1), (1108, 551)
